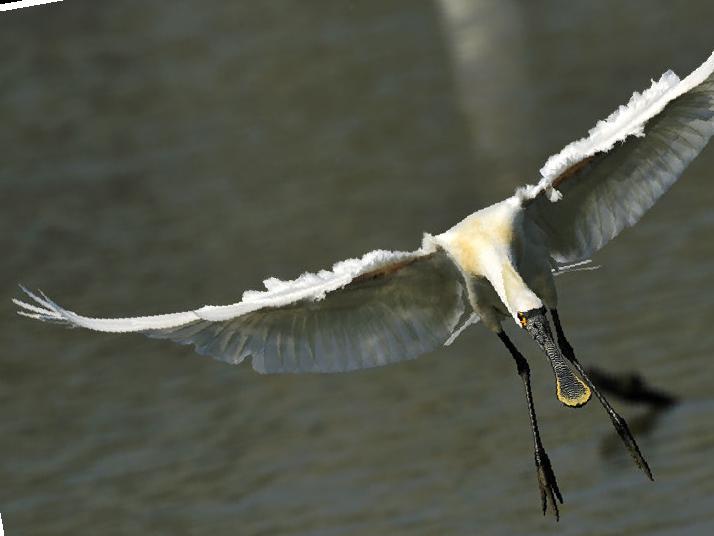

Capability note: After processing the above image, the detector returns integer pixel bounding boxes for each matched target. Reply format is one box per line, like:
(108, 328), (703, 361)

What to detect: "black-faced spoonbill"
(14, 51), (714, 519)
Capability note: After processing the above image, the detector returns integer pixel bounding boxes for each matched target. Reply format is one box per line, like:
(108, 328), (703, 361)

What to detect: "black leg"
(498, 330), (563, 520)
(550, 308), (654, 480)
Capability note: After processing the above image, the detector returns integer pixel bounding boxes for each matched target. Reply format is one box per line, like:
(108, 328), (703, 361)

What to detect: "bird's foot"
(567, 358), (654, 480)
(610, 413), (654, 480)
(535, 447), (563, 521)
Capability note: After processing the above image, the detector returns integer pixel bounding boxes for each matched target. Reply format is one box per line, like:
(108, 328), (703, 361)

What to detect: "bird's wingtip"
(17, 310), (44, 320)
(13, 286), (67, 324)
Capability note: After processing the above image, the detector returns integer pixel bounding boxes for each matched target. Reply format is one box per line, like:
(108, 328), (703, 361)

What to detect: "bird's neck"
(435, 200), (542, 321)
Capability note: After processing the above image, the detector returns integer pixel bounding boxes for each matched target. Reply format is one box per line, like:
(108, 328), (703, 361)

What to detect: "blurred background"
(1, 1), (713, 534)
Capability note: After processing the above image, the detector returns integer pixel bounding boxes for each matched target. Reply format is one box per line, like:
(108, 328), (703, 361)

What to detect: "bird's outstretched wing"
(14, 236), (475, 373)
(520, 51), (714, 263)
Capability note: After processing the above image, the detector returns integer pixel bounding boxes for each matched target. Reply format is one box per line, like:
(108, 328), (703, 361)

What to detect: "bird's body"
(435, 197), (549, 330)
(15, 51), (714, 520)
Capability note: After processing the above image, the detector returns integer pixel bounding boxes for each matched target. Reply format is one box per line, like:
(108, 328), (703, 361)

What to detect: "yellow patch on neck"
(518, 313), (527, 328)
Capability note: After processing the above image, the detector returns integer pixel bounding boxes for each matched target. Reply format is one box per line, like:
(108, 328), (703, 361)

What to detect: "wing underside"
(148, 250), (472, 372)
(523, 52), (714, 263)
(15, 243), (475, 373)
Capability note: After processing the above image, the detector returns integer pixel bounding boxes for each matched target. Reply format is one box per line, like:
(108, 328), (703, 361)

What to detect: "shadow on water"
(587, 366), (679, 468)
(2, 1), (714, 535)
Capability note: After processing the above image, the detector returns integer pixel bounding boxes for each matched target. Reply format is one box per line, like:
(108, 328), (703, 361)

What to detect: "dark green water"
(2, 1), (714, 534)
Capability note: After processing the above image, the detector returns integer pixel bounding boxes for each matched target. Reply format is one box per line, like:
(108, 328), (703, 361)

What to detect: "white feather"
(13, 236), (474, 372)
(523, 50), (714, 262)
(14, 239), (441, 333)
(518, 51), (714, 202)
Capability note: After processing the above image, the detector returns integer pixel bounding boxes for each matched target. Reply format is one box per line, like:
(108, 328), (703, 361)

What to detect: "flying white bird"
(14, 51), (714, 520)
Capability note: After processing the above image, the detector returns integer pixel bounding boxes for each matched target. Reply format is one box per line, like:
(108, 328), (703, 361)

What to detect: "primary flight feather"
(14, 51), (714, 520)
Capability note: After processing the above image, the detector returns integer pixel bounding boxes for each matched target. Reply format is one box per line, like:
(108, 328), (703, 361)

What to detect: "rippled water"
(2, 1), (714, 534)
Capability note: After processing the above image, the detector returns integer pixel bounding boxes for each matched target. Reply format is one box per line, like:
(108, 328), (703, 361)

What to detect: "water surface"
(1, 1), (714, 534)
